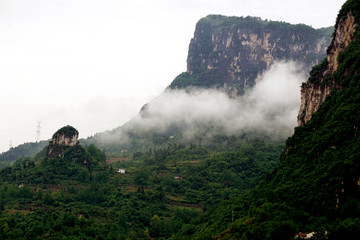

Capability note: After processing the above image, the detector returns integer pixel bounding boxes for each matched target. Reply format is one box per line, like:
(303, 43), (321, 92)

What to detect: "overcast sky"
(0, 0), (346, 153)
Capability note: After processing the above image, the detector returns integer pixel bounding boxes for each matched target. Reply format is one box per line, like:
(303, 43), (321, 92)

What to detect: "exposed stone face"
(52, 132), (78, 147)
(297, 81), (340, 126)
(297, 12), (357, 126)
(47, 125), (79, 158)
(181, 15), (332, 93)
(325, 12), (356, 76)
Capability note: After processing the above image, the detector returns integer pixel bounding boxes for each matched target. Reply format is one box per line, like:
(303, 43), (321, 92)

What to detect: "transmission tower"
(9, 141), (12, 149)
(36, 121), (41, 142)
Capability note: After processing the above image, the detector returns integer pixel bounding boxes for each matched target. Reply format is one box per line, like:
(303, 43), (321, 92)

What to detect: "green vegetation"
(308, 58), (329, 84)
(178, 83), (360, 239)
(52, 125), (79, 139)
(169, 72), (203, 89)
(0, 133), (283, 239)
(0, 141), (48, 169)
(172, 2), (360, 239)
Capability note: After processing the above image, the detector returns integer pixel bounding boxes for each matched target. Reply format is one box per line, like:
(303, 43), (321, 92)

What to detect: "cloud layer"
(105, 61), (306, 145)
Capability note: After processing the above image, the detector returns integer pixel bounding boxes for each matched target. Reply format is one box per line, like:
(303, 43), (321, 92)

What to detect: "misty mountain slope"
(87, 60), (309, 156)
(177, 1), (360, 239)
(84, 17), (333, 155)
(86, 61), (305, 156)
(1, 15), (332, 165)
(170, 15), (332, 95)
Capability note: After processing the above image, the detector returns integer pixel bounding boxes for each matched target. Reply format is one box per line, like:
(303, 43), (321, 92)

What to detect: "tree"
(150, 214), (161, 237)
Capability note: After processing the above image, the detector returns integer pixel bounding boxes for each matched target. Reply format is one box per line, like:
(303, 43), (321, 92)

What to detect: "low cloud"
(97, 61), (306, 145)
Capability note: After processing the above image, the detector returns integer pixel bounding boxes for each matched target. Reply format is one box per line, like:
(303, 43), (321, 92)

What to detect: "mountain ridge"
(170, 15), (332, 95)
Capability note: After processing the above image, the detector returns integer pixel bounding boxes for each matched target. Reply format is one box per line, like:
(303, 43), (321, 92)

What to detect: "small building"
(296, 232), (314, 239)
(174, 176), (183, 180)
(118, 168), (126, 174)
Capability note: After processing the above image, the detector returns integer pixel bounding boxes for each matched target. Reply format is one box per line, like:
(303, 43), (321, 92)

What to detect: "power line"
(36, 121), (41, 142)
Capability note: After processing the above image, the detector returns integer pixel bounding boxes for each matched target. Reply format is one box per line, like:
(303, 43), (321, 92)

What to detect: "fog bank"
(104, 61), (307, 144)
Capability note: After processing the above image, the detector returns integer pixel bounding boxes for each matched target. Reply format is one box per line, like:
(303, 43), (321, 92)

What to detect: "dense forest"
(0, 130), (283, 239)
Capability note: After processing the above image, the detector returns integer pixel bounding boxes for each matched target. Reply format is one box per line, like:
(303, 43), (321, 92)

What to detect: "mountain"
(84, 17), (333, 155)
(170, 15), (332, 95)
(0, 15), (332, 165)
(178, 1), (360, 239)
(0, 2), (358, 239)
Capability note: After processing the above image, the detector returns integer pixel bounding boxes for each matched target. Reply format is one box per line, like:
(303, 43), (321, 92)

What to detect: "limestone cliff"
(47, 125), (79, 158)
(297, 11), (357, 126)
(170, 15), (332, 94)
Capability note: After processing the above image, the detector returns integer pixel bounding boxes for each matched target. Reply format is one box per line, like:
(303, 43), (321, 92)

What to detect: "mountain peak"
(169, 15), (332, 95)
(47, 125), (79, 158)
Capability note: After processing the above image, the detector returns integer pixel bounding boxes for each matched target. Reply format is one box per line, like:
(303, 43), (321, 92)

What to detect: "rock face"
(47, 125), (79, 158)
(170, 15), (332, 94)
(297, 11), (357, 126)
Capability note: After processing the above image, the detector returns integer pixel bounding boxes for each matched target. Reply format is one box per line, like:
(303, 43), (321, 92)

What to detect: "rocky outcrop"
(297, 11), (357, 126)
(297, 80), (339, 126)
(325, 12), (356, 76)
(170, 15), (332, 93)
(47, 125), (79, 158)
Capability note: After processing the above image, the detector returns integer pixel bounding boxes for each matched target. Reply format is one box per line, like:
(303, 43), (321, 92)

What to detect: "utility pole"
(36, 121), (41, 142)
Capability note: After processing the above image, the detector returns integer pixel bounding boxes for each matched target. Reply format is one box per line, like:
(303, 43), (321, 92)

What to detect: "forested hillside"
(175, 1), (360, 239)
(0, 127), (283, 239)
(0, 141), (48, 169)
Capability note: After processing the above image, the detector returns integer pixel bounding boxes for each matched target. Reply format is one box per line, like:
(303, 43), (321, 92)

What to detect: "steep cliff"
(298, 10), (357, 126)
(170, 15), (332, 94)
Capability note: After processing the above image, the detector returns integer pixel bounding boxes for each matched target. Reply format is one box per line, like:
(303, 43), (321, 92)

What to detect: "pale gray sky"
(0, 0), (346, 152)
